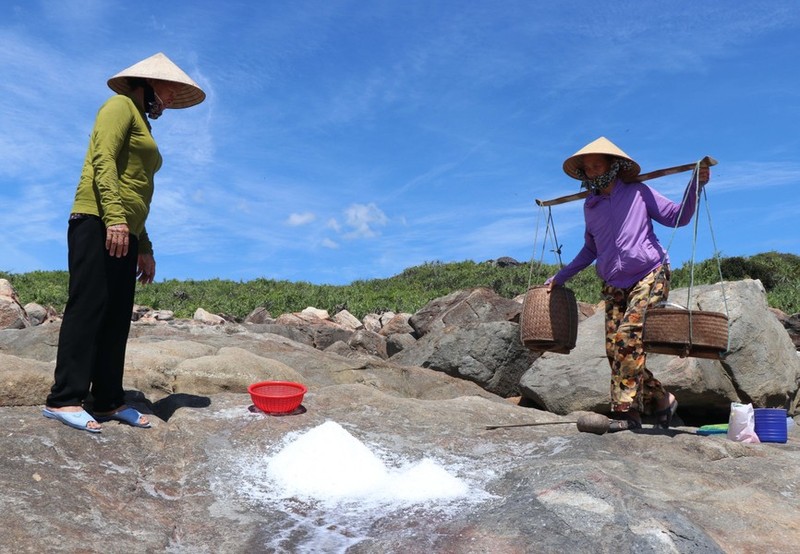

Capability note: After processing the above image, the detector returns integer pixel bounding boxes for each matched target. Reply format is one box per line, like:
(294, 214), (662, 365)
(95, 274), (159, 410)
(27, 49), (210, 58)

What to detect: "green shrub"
(3, 252), (799, 320)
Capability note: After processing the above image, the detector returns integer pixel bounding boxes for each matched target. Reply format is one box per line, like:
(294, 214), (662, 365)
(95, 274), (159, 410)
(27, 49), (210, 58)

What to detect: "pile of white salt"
(265, 420), (469, 505)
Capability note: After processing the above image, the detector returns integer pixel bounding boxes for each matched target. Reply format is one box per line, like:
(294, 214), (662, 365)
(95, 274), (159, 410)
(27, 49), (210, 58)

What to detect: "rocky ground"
(1, 320), (798, 553)
(2, 277), (799, 552)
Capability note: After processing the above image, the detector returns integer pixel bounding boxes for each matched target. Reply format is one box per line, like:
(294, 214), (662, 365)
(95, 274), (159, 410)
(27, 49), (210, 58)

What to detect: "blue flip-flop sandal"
(94, 406), (151, 428)
(42, 408), (102, 433)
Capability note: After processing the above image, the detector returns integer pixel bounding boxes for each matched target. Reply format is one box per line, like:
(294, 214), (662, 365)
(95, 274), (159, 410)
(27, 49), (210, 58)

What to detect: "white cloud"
(327, 218), (341, 232)
(287, 212), (316, 226)
(343, 203), (388, 238)
(321, 238), (339, 249)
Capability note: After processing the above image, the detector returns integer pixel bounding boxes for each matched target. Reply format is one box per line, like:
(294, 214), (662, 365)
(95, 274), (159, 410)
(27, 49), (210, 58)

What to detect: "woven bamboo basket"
(520, 285), (578, 353)
(642, 307), (728, 359)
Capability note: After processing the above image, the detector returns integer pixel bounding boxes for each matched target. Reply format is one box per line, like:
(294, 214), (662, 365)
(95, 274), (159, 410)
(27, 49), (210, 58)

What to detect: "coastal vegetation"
(2, 252), (798, 321)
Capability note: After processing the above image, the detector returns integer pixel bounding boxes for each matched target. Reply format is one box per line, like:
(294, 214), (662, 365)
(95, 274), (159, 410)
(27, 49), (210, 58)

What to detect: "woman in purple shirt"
(547, 137), (710, 432)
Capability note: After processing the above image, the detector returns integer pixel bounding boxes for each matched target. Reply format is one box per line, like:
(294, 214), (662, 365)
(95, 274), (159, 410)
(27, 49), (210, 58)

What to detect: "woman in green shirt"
(43, 53), (205, 433)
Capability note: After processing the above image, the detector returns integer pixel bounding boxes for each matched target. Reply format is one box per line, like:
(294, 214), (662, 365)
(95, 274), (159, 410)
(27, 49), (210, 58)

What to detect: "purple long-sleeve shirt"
(551, 177), (699, 289)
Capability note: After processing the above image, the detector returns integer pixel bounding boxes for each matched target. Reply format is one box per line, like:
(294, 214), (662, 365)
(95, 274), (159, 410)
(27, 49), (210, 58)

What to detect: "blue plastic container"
(754, 408), (788, 443)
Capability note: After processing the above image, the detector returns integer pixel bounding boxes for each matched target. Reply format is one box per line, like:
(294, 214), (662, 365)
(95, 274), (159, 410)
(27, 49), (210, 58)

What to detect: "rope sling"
(526, 204), (563, 285)
(642, 160), (730, 359)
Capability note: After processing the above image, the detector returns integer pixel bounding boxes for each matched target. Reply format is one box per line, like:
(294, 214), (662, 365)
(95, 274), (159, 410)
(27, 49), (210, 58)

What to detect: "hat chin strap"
(146, 90), (166, 120)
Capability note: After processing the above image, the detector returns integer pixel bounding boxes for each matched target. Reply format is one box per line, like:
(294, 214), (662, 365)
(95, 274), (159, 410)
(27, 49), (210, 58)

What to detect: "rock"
(788, 313), (800, 348)
(22, 303), (49, 326)
(301, 306), (330, 320)
(275, 312), (308, 325)
(0, 324), (60, 363)
(493, 256), (521, 267)
(386, 332), (417, 357)
(392, 321), (537, 397)
(772, 308), (800, 349)
(379, 311), (397, 327)
(132, 304), (150, 321)
(323, 340), (359, 358)
(152, 309), (174, 321)
(378, 313), (415, 336)
(193, 308), (226, 325)
(332, 309), (362, 330)
(362, 313), (382, 333)
(141, 310), (177, 325)
(171, 346), (304, 395)
(310, 325), (355, 351)
(244, 306), (274, 324)
(692, 280), (799, 409)
(0, 279), (29, 330)
(0, 352), (53, 406)
(409, 287), (521, 337)
(347, 329), (388, 359)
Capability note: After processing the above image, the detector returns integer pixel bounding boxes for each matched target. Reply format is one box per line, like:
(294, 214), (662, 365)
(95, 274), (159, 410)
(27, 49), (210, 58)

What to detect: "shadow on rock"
(123, 390), (211, 421)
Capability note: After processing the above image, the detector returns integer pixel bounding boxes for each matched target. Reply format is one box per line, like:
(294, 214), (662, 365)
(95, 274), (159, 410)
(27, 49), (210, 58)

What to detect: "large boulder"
(771, 308), (800, 349)
(0, 279), (29, 330)
(22, 302), (56, 326)
(392, 320), (537, 397)
(519, 279), (800, 419)
(0, 352), (53, 406)
(408, 287), (521, 337)
(0, 324), (61, 362)
(393, 288), (536, 397)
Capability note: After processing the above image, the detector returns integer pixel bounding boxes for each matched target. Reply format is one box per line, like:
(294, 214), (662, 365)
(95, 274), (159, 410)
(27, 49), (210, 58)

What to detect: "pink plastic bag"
(727, 402), (761, 443)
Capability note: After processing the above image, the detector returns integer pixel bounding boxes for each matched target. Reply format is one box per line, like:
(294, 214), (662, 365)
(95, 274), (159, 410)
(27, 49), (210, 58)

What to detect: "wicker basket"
(642, 307), (728, 359)
(520, 285), (578, 353)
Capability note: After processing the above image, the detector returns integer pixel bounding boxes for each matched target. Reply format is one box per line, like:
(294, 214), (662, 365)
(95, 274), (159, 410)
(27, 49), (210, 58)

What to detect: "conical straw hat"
(562, 137), (640, 181)
(107, 52), (205, 109)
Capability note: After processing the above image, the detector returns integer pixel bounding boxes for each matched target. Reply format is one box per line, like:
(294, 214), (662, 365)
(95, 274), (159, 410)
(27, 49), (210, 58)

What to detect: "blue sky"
(1, 1), (798, 285)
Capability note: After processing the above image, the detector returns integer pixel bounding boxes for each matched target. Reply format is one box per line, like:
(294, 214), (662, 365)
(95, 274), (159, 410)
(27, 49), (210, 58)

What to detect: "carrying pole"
(535, 156), (718, 207)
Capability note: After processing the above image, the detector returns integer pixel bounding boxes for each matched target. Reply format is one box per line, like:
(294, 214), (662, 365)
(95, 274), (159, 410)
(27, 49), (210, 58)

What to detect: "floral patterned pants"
(602, 265), (671, 414)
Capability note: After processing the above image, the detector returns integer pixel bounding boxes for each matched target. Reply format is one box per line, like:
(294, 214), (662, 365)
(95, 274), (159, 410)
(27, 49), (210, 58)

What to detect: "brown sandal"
(608, 417), (642, 433)
(654, 399), (678, 430)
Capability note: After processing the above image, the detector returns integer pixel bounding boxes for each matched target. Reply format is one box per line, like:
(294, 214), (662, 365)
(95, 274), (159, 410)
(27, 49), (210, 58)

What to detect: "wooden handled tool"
(484, 420), (576, 430)
(485, 413), (612, 435)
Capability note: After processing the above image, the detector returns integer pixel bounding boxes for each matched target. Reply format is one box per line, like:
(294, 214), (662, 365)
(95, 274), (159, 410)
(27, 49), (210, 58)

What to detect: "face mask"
(576, 159), (635, 194)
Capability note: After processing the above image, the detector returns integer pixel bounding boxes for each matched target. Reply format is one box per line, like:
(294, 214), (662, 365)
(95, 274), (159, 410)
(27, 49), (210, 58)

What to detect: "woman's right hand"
(105, 223), (130, 257)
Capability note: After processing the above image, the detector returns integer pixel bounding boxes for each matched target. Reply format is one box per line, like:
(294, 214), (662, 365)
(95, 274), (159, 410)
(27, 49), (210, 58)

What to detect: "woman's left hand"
(106, 223), (130, 257)
(137, 254), (156, 284)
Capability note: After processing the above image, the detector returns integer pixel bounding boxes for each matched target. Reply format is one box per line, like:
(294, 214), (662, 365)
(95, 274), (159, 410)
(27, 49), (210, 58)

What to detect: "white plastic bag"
(727, 402), (760, 443)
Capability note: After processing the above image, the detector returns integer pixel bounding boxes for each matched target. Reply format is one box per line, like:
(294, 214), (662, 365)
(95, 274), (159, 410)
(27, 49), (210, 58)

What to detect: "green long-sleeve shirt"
(71, 94), (162, 255)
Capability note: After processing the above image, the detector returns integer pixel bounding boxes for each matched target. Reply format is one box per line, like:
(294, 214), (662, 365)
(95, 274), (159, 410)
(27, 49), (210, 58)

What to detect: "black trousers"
(46, 216), (138, 412)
